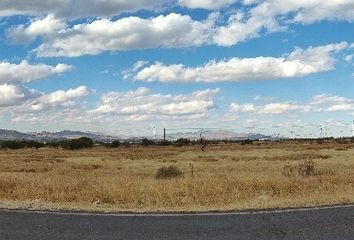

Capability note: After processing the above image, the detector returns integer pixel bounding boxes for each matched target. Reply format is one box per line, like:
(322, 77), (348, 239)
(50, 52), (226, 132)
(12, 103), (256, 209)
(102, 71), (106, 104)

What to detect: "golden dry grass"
(0, 141), (353, 212)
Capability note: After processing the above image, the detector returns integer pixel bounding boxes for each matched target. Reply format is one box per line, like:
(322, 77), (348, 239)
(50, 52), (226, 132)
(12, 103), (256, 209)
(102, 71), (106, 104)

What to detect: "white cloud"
(7, 14), (66, 43)
(327, 104), (354, 112)
(3, 1), (354, 57)
(0, 84), (39, 107)
(28, 86), (90, 112)
(0, 60), (72, 84)
(7, 87), (220, 130)
(0, 0), (164, 18)
(253, 95), (278, 101)
(230, 94), (354, 115)
(6, 1), (354, 57)
(178, 0), (238, 10)
(122, 60), (149, 79)
(230, 102), (306, 115)
(92, 87), (219, 118)
(33, 13), (214, 57)
(215, 0), (354, 46)
(0, 85), (91, 129)
(345, 54), (354, 63)
(258, 103), (304, 115)
(310, 94), (353, 105)
(229, 103), (256, 113)
(130, 42), (348, 83)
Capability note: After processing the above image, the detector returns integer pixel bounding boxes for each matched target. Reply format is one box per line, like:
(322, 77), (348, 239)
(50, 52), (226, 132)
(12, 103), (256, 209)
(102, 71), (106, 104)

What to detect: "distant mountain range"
(0, 129), (114, 142)
(0, 129), (271, 142)
(165, 130), (270, 141)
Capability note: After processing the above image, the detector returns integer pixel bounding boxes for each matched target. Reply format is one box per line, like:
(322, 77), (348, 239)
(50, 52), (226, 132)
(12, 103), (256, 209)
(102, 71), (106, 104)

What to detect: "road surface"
(0, 205), (353, 240)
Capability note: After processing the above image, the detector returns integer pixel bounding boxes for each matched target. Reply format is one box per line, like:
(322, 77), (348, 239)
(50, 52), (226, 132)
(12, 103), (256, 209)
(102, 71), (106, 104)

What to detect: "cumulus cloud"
(345, 54), (354, 64)
(310, 94), (353, 105)
(0, 0), (165, 18)
(3, 1), (354, 57)
(6, 87), (220, 130)
(253, 95), (278, 101)
(230, 94), (354, 115)
(28, 86), (90, 112)
(31, 13), (213, 57)
(0, 60), (72, 84)
(230, 102), (306, 115)
(0, 84), (39, 107)
(178, 0), (238, 10)
(92, 87), (219, 119)
(7, 86), (91, 127)
(129, 42), (348, 83)
(215, 0), (354, 46)
(310, 94), (354, 112)
(0, 58), (77, 111)
(327, 104), (354, 112)
(7, 1), (354, 57)
(7, 14), (66, 43)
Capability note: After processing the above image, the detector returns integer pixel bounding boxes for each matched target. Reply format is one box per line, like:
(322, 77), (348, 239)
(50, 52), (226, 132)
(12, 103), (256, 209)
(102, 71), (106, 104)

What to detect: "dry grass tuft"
(155, 166), (183, 179)
(282, 160), (316, 177)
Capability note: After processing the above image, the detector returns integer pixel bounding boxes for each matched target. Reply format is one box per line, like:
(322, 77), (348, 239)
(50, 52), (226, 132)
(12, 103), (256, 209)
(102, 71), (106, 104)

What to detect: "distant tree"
(109, 140), (121, 148)
(175, 138), (190, 147)
(241, 139), (253, 145)
(141, 138), (154, 146)
(0, 140), (44, 149)
(0, 140), (25, 149)
(60, 137), (94, 150)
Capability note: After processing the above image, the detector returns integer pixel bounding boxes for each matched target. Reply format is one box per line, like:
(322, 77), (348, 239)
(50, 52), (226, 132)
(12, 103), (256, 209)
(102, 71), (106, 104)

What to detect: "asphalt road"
(0, 205), (353, 240)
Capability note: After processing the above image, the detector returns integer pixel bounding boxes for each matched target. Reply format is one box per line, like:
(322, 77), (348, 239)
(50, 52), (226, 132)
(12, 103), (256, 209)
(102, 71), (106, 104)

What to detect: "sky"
(0, 0), (353, 138)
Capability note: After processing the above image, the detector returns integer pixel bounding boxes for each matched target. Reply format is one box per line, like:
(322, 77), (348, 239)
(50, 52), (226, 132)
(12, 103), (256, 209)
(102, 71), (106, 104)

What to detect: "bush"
(60, 137), (94, 150)
(175, 138), (190, 147)
(109, 140), (121, 148)
(1, 140), (25, 149)
(24, 141), (44, 149)
(0, 140), (44, 149)
(47, 142), (60, 148)
(155, 166), (183, 179)
(141, 138), (155, 146)
(282, 160), (316, 177)
(158, 140), (171, 146)
(241, 139), (253, 145)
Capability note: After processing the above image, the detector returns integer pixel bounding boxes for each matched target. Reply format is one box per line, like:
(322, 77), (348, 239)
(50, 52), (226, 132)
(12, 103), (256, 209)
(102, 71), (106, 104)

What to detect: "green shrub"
(158, 140), (171, 146)
(60, 137), (94, 150)
(0, 140), (44, 149)
(24, 141), (44, 149)
(141, 138), (154, 146)
(241, 139), (253, 145)
(47, 142), (60, 148)
(175, 138), (190, 147)
(109, 140), (121, 148)
(1, 141), (25, 149)
(155, 166), (183, 179)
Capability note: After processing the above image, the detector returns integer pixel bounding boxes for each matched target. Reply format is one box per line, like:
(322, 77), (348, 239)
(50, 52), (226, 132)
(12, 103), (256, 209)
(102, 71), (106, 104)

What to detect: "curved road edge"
(0, 202), (354, 216)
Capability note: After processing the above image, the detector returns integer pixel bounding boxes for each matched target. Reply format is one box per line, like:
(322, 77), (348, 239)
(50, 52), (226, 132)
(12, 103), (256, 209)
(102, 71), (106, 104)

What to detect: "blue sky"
(0, 0), (353, 137)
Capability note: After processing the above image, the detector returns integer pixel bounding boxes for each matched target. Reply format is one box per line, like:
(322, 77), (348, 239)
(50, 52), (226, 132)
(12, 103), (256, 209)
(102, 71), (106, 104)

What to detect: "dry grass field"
(0, 141), (353, 212)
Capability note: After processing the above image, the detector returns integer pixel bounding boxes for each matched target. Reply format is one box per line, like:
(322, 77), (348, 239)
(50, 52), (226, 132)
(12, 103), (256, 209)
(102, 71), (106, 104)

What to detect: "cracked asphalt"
(0, 205), (353, 240)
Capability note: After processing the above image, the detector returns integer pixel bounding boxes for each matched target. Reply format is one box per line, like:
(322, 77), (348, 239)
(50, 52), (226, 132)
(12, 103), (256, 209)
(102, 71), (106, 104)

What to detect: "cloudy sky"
(0, 0), (353, 137)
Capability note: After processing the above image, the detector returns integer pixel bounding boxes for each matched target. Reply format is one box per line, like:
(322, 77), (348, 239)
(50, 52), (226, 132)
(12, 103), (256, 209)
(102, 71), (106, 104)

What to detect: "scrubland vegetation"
(0, 139), (353, 212)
